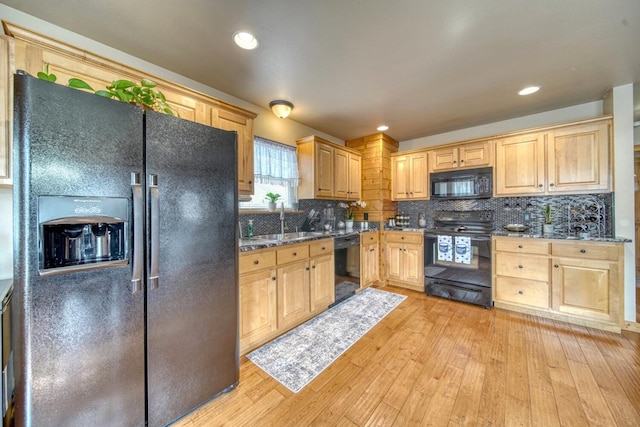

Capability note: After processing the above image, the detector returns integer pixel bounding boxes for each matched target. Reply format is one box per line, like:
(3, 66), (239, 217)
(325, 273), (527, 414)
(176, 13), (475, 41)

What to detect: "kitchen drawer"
(494, 253), (549, 282)
(551, 242), (619, 261)
(240, 249), (276, 274)
(385, 232), (422, 245)
(495, 277), (550, 309)
(277, 244), (310, 265)
(361, 231), (379, 244)
(309, 239), (333, 257)
(494, 238), (549, 255)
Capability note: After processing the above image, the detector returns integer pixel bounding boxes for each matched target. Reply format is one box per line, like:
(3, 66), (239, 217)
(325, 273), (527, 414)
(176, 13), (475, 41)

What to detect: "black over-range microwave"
(430, 167), (493, 200)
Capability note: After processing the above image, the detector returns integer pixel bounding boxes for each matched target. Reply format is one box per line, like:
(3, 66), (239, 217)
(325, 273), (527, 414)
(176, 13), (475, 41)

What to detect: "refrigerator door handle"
(131, 172), (143, 294)
(149, 174), (160, 290)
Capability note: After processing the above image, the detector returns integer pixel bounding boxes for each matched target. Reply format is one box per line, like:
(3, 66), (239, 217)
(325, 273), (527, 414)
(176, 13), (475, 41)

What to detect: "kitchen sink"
(248, 231), (330, 241)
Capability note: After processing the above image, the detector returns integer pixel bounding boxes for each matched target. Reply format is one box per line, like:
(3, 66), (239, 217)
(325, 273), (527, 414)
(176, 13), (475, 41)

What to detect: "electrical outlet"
(523, 212), (532, 223)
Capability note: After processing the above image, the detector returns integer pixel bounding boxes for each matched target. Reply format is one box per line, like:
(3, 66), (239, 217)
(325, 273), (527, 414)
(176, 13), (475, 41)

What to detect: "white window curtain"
(254, 137), (299, 187)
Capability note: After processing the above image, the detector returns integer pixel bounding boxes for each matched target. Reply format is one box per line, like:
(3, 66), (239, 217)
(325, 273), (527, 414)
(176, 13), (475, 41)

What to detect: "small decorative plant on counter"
(338, 200), (367, 220)
(265, 192), (281, 211)
(37, 64), (176, 116)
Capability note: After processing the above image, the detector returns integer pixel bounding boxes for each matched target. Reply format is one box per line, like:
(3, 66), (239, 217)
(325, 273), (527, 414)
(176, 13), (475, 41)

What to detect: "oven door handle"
(424, 233), (491, 242)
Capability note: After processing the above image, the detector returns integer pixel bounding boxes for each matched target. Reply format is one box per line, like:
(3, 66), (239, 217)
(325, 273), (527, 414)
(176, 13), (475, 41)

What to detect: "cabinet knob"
(370, 248), (375, 252)
(550, 183), (555, 187)
(453, 160), (457, 164)
(306, 267), (310, 271)
(460, 159), (464, 163)
(518, 245), (523, 248)
(272, 276), (276, 281)
(253, 260), (259, 265)
(321, 246), (326, 250)
(248, 180), (252, 184)
(538, 184), (543, 188)
(293, 252), (297, 256)
(554, 264), (559, 268)
(580, 249), (586, 253)
(518, 290), (524, 295)
(518, 265), (523, 269)
(401, 236), (405, 240)
(312, 265), (316, 269)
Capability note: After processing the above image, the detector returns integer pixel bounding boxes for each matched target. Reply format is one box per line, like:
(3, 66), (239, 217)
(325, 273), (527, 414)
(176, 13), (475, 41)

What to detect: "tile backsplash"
(239, 193), (614, 236)
(397, 193), (614, 235)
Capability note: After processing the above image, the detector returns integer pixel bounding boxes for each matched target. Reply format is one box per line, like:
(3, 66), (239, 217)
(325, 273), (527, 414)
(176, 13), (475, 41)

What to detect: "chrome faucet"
(279, 202), (287, 235)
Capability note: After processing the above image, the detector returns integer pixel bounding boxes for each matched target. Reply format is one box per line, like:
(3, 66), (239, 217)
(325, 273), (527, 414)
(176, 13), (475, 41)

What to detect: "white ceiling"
(2, 0), (639, 142)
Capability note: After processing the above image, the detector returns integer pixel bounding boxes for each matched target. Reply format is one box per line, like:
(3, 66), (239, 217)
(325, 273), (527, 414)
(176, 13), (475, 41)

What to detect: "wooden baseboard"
(623, 321), (640, 334)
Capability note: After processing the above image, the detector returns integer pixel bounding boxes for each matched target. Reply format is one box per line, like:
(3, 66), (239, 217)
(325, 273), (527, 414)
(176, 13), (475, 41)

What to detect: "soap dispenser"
(247, 219), (254, 238)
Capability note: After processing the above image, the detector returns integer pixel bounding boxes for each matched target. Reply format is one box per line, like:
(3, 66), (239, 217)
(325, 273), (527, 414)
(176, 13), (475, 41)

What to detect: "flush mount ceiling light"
(233, 31), (258, 50)
(377, 125), (389, 131)
(518, 86), (540, 96)
(269, 100), (294, 118)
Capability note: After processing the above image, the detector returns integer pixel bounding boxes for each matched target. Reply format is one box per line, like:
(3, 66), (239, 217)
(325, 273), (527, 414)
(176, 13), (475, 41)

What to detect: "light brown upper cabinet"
(297, 135), (362, 200)
(391, 151), (429, 200)
(495, 118), (611, 196)
(0, 35), (13, 186)
(4, 22), (257, 195)
(429, 141), (492, 172)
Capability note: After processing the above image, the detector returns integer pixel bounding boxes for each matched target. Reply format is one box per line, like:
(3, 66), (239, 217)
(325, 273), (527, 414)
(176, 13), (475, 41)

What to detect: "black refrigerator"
(12, 73), (239, 426)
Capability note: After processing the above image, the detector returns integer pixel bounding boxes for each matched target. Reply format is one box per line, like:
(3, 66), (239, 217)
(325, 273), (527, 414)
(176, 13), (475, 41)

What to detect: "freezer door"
(144, 111), (239, 426)
(13, 74), (146, 426)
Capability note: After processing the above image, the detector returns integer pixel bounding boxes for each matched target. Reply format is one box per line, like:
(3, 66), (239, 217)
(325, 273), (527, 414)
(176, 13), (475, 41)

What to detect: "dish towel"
(437, 235), (453, 261)
(454, 236), (471, 264)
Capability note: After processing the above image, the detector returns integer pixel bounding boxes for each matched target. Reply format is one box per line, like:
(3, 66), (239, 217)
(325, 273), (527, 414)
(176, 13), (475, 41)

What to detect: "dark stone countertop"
(491, 231), (631, 243)
(239, 229), (378, 252)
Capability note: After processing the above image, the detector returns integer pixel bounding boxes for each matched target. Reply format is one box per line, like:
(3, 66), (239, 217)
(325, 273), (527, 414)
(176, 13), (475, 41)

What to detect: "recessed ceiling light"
(377, 125), (389, 131)
(233, 31), (258, 50)
(518, 86), (540, 96)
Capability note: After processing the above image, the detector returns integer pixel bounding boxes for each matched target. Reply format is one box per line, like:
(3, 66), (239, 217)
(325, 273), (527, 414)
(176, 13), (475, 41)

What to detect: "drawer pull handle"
(272, 276), (276, 281)
(370, 248), (375, 252)
(293, 252), (297, 256)
(518, 245), (523, 249)
(401, 237), (405, 240)
(306, 267), (310, 271)
(518, 290), (524, 295)
(580, 249), (586, 253)
(518, 265), (523, 269)
(322, 246), (326, 250)
(312, 265), (316, 269)
(554, 264), (559, 268)
(253, 260), (259, 265)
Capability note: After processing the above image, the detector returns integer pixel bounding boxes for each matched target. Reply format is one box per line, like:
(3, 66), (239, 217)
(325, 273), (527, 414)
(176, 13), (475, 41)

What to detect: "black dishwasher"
(332, 234), (360, 305)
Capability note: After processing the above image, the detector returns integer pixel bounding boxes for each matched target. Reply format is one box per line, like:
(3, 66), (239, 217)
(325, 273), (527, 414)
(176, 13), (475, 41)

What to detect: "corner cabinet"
(495, 118), (611, 196)
(384, 231), (424, 292)
(5, 22), (257, 195)
(238, 238), (334, 355)
(492, 236), (624, 332)
(391, 151), (429, 200)
(297, 135), (362, 200)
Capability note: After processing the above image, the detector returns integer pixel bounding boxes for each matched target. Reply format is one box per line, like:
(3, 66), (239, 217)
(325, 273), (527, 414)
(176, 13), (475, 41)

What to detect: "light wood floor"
(176, 286), (640, 426)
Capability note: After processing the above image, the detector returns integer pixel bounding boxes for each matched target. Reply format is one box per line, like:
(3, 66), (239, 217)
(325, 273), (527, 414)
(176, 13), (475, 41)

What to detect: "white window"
(240, 137), (299, 209)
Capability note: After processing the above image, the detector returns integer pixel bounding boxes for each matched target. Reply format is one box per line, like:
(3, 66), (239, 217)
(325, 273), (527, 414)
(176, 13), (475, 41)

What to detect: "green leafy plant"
(264, 192), (281, 203)
(36, 64), (176, 116)
(544, 203), (552, 224)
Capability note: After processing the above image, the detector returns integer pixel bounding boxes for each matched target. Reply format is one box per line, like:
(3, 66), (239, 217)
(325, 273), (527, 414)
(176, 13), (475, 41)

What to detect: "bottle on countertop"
(247, 219), (254, 238)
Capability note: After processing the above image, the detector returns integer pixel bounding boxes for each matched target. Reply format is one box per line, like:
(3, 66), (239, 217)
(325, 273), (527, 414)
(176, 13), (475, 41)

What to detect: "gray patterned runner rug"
(247, 287), (407, 393)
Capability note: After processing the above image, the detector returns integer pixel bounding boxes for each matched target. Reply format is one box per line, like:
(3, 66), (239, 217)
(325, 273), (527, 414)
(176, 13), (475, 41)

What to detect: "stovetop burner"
(429, 210), (495, 235)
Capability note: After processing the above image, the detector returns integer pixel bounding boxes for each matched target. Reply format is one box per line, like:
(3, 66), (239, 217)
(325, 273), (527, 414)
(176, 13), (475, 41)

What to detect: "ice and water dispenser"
(38, 196), (129, 275)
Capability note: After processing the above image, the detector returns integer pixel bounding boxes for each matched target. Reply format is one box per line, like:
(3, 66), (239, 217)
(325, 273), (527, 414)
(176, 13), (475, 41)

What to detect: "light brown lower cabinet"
(384, 231), (424, 292)
(492, 237), (624, 332)
(239, 239), (334, 355)
(360, 231), (380, 288)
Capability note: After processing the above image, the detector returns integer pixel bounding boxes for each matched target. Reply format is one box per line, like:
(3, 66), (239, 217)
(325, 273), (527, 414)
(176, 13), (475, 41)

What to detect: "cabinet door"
(309, 254), (335, 312)
(361, 241), (379, 287)
(495, 133), (546, 195)
(430, 147), (458, 171)
(334, 148), (349, 199)
(277, 261), (311, 329)
(408, 152), (429, 199)
(459, 141), (491, 168)
(547, 121), (610, 193)
(551, 257), (620, 324)
(215, 108), (254, 195)
(0, 36), (13, 185)
(391, 155), (410, 200)
(385, 241), (404, 281)
(402, 243), (424, 286)
(348, 153), (362, 200)
(315, 142), (334, 198)
(239, 269), (277, 352)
